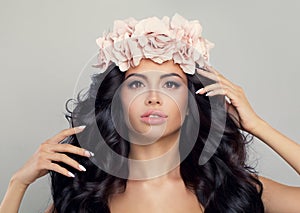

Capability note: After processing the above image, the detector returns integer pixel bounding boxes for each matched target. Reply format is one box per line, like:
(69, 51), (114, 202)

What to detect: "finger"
(195, 83), (223, 95)
(47, 152), (87, 172)
(205, 87), (231, 97)
(196, 85), (233, 104)
(48, 163), (76, 178)
(196, 68), (218, 82)
(46, 126), (86, 144)
(216, 75), (238, 91)
(204, 65), (220, 75)
(196, 83), (236, 96)
(205, 87), (238, 103)
(48, 143), (94, 158)
(197, 67), (235, 90)
(204, 66), (239, 90)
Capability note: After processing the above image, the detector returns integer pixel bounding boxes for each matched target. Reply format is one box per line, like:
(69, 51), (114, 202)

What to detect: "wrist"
(248, 117), (268, 136)
(10, 173), (30, 190)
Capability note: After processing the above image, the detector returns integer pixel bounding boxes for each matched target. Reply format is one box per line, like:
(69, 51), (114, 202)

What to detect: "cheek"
(163, 90), (188, 128)
(120, 90), (142, 129)
(121, 90), (140, 114)
(120, 90), (130, 127)
(168, 90), (188, 114)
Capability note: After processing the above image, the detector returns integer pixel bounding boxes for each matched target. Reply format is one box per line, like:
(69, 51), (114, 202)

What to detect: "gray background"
(1, 0), (299, 212)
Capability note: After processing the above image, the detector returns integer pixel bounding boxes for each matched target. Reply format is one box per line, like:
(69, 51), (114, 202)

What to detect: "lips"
(141, 110), (168, 125)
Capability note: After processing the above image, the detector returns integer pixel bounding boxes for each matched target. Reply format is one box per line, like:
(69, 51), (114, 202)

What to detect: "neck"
(127, 130), (181, 180)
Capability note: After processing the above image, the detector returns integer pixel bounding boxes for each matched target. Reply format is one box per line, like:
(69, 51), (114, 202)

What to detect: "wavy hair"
(50, 64), (264, 212)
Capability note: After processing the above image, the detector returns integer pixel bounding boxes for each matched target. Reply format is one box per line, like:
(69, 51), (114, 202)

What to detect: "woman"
(1, 14), (300, 213)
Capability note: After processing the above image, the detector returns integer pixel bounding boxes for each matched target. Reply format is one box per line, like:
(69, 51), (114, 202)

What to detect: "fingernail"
(74, 125), (86, 133)
(89, 151), (95, 157)
(84, 150), (94, 157)
(68, 171), (75, 178)
(79, 164), (86, 172)
(195, 88), (204, 94)
(77, 125), (86, 130)
(206, 91), (213, 96)
(225, 96), (232, 104)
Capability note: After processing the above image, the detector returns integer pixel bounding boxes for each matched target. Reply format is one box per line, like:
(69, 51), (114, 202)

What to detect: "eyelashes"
(127, 80), (181, 90)
(163, 81), (181, 89)
(127, 80), (145, 89)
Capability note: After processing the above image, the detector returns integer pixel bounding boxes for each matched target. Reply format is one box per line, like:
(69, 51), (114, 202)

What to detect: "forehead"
(126, 59), (187, 82)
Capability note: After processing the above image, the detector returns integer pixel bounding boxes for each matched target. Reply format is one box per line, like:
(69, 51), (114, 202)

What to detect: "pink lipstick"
(140, 110), (168, 125)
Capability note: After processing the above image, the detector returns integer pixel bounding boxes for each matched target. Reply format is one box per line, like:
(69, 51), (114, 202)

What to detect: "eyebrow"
(125, 73), (183, 80)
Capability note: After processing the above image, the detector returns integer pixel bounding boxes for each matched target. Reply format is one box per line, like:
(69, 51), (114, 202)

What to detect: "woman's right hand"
(12, 125), (93, 187)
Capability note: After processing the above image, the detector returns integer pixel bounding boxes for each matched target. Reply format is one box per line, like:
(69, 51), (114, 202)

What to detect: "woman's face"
(120, 59), (189, 143)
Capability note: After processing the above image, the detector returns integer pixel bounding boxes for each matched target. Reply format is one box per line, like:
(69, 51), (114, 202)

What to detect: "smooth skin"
(0, 61), (300, 213)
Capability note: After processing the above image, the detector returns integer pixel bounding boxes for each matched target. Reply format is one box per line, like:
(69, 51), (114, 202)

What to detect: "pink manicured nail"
(79, 164), (86, 172)
(206, 91), (213, 96)
(74, 125), (86, 133)
(77, 125), (86, 130)
(225, 96), (231, 104)
(68, 171), (75, 178)
(195, 88), (204, 94)
(84, 150), (94, 157)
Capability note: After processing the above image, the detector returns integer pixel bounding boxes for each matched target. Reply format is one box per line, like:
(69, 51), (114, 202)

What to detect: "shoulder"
(258, 175), (300, 212)
(44, 203), (57, 213)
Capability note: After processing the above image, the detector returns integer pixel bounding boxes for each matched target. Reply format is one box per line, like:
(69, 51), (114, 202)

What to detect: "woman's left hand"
(196, 65), (263, 133)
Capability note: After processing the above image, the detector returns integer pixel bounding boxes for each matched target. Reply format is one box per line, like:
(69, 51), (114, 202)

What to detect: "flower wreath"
(92, 13), (214, 74)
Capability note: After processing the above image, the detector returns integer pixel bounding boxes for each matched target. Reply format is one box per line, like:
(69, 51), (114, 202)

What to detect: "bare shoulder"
(258, 175), (300, 213)
(44, 203), (56, 213)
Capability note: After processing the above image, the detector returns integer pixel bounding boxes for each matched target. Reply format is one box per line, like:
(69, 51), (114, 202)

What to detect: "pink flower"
(136, 34), (175, 64)
(92, 47), (113, 71)
(132, 16), (171, 37)
(171, 14), (202, 43)
(93, 13), (214, 75)
(112, 37), (143, 71)
(173, 41), (200, 74)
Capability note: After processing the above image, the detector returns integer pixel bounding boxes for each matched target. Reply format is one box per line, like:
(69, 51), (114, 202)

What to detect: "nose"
(144, 90), (163, 106)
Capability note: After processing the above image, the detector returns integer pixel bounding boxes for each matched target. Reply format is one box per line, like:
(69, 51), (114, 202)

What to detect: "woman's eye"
(128, 81), (145, 89)
(163, 81), (180, 89)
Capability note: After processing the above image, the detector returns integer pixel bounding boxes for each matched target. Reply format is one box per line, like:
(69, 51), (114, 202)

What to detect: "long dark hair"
(50, 64), (264, 212)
